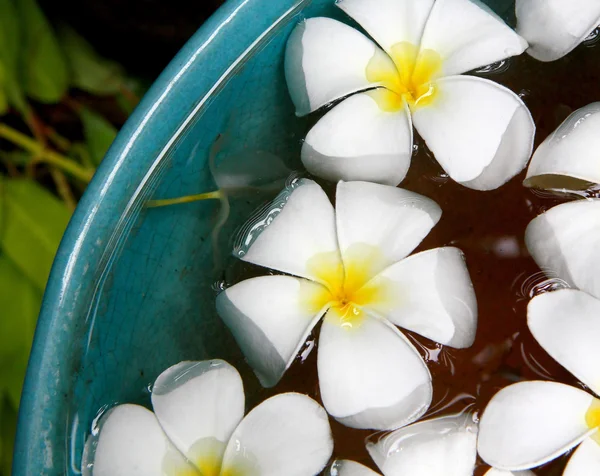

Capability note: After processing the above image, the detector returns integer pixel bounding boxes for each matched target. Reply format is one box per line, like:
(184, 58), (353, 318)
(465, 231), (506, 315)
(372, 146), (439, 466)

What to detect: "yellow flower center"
(586, 398), (600, 445)
(163, 438), (251, 476)
(366, 41), (442, 112)
(301, 243), (397, 330)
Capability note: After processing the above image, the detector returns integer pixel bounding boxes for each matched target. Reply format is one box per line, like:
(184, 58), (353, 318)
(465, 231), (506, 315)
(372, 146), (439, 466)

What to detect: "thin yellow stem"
(146, 190), (223, 208)
(0, 123), (94, 183)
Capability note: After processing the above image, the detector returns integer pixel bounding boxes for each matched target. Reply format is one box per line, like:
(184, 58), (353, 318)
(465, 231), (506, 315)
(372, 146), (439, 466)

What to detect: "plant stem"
(50, 168), (77, 211)
(0, 124), (94, 183)
(146, 190), (223, 208)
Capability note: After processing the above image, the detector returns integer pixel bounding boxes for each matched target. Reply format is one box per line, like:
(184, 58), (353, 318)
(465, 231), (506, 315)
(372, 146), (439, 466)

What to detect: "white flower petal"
(83, 404), (196, 476)
(337, 0), (435, 53)
(150, 359), (244, 465)
(365, 247), (477, 348)
(335, 181), (441, 280)
(524, 102), (600, 190)
(485, 469), (536, 476)
(367, 413), (478, 476)
(563, 437), (600, 476)
(525, 199), (600, 300)
(216, 276), (327, 387)
(239, 179), (341, 282)
(528, 289), (600, 396)
(478, 381), (596, 470)
(412, 75), (535, 190)
(516, 0), (600, 62)
(419, 0), (527, 76)
(285, 17), (389, 116)
(330, 460), (381, 476)
(302, 92), (413, 186)
(317, 312), (432, 430)
(221, 393), (333, 476)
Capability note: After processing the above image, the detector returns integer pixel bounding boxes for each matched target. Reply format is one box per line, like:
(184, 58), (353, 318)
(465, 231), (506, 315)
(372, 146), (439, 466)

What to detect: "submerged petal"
(516, 0), (600, 62)
(337, 0), (434, 53)
(221, 393), (333, 476)
(364, 247), (477, 349)
(150, 360), (244, 467)
(285, 17), (391, 116)
(528, 289), (600, 396)
(335, 181), (441, 280)
(478, 381), (596, 470)
(563, 437), (600, 476)
(330, 460), (381, 476)
(367, 413), (478, 476)
(419, 0), (527, 76)
(238, 179), (341, 283)
(524, 103), (600, 190)
(84, 404), (197, 476)
(525, 199), (600, 300)
(412, 75), (534, 190)
(302, 92), (413, 186)
(216, 276), (328, 387)
(317, 311), (432, 430)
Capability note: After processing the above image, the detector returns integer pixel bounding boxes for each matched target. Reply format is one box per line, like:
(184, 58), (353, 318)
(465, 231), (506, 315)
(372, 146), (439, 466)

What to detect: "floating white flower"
(478, 288), (600, 474)
(525, 199), (600, 300)
(516, 0), (600, 62)
(524, 102), (600, 190)
(82, 359), (333, 475)
(285, 0), (535, 190)
(217, 179), (478, 430)
(329, 413), (478, 475)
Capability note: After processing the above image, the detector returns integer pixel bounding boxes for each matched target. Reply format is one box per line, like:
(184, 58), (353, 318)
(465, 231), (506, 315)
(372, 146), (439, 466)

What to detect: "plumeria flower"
(285, 0), (535, 190)
(516, 0), (600, 62)
(217, 179), (477, 430)
(525, 198), (600, 301)
(524, 102), (600, 191)
(329, 413), (479, 475)
(82, 359), (333, 475)
(478, 288), (600, 474)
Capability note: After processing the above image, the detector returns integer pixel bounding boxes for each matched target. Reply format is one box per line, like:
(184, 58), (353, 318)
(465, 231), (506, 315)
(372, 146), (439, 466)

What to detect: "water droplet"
(211, 280), (227, 293)
(584, 26), (600, 45)
(475, 59), (510, 75)
(515, 270), (569, 301)
(299, 338), (316, 362)
(518, 89), (530, 100)
(427, 172), (449, 184)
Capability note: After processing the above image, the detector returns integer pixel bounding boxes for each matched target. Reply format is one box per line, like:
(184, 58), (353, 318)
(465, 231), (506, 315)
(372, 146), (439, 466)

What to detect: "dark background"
(40, 0), (227, 78)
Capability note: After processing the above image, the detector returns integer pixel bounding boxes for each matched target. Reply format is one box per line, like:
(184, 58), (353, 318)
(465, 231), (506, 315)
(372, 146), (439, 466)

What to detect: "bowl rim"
(13, 0), (309, 473)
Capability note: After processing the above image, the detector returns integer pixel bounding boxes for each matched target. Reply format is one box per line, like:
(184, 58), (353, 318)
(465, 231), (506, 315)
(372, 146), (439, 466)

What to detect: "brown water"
(227, 40), (600, 475)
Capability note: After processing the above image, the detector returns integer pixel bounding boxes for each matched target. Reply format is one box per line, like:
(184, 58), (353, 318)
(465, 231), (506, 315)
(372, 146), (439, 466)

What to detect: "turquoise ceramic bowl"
(13, 0), (515, 474)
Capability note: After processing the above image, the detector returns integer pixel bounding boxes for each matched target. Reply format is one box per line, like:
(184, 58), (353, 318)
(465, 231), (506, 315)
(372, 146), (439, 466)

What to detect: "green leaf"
(80, 108), (117, 165)
(0, 255), (40, 409)
(0, 256), (39, 363)
(16, 0), (69, 103)
(0, 178), (71, 291)
(59, 25), (125, 96)
(0, 65), (8, 116)
(0, 0), (26, 113)
(0, 397), (17, 476)
(0, 351), (30, 410)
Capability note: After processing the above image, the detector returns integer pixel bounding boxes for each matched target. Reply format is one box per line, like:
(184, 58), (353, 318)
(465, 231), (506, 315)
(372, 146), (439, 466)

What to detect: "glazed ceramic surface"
(13, 0), (515, 474)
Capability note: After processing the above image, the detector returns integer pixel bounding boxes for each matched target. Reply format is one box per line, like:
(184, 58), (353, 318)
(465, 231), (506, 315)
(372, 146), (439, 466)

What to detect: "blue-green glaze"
(13, 0), (515, 474)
